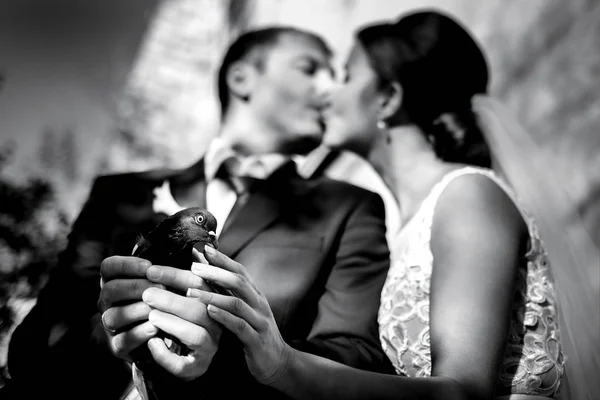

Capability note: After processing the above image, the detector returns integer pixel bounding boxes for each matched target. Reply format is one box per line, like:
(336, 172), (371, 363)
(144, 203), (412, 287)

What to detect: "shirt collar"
(204, 137), (306, 181)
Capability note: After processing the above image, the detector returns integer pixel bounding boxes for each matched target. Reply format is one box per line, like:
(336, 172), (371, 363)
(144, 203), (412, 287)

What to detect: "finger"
(187, 288), (214, 297)
(192, 248), (209, 265)
(142, 288), (221, 337)
(187, 290), (263, 331)
(207, 304), (258, 347)
(191, 263), (257, 305)
(98, 278), (163, 311)
(146, 338), (209, 380)
(203, 246), (254, 284)
(187, 274), (234, 297)
(101, 256), (151, 282)
(110, 321), (158, 360)
(102, 301), (151, 333)
(148, 309), (221, 349)
(146, 265), (207, 293)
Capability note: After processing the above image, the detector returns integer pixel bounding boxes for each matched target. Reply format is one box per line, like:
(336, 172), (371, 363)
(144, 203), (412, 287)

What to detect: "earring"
(377, 120), (391, 144)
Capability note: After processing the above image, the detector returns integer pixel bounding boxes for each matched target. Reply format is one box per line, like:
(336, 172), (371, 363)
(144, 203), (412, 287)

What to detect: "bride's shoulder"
(432, 167), (525, 232)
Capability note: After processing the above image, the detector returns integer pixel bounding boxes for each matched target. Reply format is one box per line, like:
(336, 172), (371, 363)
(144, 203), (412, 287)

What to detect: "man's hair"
(217, 26), (332, 118)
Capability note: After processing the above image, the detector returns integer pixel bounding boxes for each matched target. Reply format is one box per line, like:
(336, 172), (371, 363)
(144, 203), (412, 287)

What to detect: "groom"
(7, 26), (394, 399)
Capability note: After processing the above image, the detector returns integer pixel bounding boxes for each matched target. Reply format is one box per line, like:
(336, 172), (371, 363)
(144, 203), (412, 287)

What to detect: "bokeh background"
(1, 0), (599, 395)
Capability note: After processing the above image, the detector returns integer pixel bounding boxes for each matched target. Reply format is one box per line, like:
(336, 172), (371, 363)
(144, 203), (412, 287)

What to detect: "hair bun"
(427, 106), (491, 168)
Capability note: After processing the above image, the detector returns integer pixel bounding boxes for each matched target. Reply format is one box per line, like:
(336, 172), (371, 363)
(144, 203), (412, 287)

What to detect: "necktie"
(215, 156), (255, 196)
(207, 156), (259, 237)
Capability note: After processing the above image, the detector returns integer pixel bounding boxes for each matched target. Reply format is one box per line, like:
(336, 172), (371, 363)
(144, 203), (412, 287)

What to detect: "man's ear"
(378, 81), (403, 121)
(226, 61), (257, 101)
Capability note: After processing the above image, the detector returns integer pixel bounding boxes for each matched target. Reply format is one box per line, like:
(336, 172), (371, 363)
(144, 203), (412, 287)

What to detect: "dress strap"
(419, 166), (528, 235)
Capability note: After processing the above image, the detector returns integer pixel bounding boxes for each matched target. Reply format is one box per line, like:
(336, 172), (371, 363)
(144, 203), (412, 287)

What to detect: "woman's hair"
(357, 9), (491, 167)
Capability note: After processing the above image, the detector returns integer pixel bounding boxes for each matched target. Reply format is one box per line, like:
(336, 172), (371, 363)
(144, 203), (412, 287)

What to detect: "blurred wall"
(0, 0), (159, 219)
(104, 0), (236, 174)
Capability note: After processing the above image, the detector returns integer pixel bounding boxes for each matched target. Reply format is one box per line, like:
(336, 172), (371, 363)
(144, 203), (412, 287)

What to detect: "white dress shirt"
(203, 137), (300, 237)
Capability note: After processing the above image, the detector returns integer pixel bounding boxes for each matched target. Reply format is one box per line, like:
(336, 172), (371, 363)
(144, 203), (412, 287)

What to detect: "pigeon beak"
(207, 231), (218, 250)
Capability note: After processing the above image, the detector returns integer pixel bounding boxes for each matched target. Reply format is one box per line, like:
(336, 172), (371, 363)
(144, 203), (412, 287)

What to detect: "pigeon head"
(170, 207), (219, 250)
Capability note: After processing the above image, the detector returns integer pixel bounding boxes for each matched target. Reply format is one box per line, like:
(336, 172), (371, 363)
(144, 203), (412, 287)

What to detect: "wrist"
(265, 344), (298, 392)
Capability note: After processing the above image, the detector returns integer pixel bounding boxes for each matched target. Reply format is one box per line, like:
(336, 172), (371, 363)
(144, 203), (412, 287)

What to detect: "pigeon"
(129, 207), (219, 399)
(132, 207), (219, 270)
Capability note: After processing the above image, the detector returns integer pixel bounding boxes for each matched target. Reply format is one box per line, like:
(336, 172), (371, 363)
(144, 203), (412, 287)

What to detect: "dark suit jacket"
(6, 158), (394, 399)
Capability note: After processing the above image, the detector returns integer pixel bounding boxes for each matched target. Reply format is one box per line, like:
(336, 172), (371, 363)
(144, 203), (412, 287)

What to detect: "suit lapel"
(218, 161), (298, 258)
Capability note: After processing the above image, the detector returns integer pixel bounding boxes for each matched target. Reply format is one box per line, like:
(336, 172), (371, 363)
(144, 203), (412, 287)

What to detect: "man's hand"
(143, 249), (223, 380)
(99, 256), (160, 362)
(99, 250), (223, 380)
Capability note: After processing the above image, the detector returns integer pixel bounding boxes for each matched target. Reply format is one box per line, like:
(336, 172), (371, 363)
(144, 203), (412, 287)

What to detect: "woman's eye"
(195, 215), (205, 224)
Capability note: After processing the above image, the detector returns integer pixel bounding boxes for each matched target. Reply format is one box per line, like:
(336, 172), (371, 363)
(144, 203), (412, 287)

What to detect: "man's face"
(249, 34), (334, 154)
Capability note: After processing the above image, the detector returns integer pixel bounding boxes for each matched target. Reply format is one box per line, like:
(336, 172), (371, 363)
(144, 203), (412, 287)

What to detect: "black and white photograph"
(0, 1), (598, 399)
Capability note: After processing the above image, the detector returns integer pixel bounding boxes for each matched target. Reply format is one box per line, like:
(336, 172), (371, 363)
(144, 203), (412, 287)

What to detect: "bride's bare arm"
(428, 173), (528, 399)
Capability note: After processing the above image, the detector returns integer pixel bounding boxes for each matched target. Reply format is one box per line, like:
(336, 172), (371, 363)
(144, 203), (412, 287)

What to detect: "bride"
(187, 9), (597, 400)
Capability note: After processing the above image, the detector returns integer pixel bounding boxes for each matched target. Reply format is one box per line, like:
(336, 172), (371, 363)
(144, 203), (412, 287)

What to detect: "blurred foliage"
(0, 142), (70, 379)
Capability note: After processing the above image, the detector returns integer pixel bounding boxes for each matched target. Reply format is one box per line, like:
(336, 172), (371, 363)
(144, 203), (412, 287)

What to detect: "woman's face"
(322, 43), (386, 157)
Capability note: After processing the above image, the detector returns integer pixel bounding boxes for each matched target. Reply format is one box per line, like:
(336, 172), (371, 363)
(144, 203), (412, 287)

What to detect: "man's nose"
(314, 70), (336, 99)
(314, 70), (336, 110)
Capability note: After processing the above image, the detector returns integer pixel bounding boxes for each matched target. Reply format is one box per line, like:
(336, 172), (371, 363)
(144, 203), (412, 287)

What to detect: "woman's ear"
(378, 81), (403, 122)
(226, 61), (256, 102)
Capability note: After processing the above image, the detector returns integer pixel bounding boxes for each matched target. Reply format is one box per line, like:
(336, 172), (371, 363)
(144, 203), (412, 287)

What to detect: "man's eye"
(195, 214), (205, 224)
(342, 70), (350, 83)
(298, 63), (317, 76)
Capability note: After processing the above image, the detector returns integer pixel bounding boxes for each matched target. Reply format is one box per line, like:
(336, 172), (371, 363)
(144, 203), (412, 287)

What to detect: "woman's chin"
(322, 130), (349, 150)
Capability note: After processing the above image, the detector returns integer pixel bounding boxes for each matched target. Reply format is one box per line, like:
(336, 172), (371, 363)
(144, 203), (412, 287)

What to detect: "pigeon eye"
(194, 214), (205, 225)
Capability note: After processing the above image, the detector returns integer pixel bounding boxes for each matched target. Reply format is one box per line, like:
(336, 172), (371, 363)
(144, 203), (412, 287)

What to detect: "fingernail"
(148, 310), (159, 324)
(142, 288), (154, 303)
(191, 263), (204, 274)
(147, 266), (161, 280)
(207, 304), (218, 313)
(146, 323), (158, 335)
(137, 260), (151, 275)
(148, 337), (160, 349)
(204, 245), (216, 256)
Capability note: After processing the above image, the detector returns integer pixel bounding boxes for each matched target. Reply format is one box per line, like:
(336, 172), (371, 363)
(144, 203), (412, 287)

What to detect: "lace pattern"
(378, 167), (564, 396)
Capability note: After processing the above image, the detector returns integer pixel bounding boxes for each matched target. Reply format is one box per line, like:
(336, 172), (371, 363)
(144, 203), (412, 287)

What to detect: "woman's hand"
(187, 245), (294, 386)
